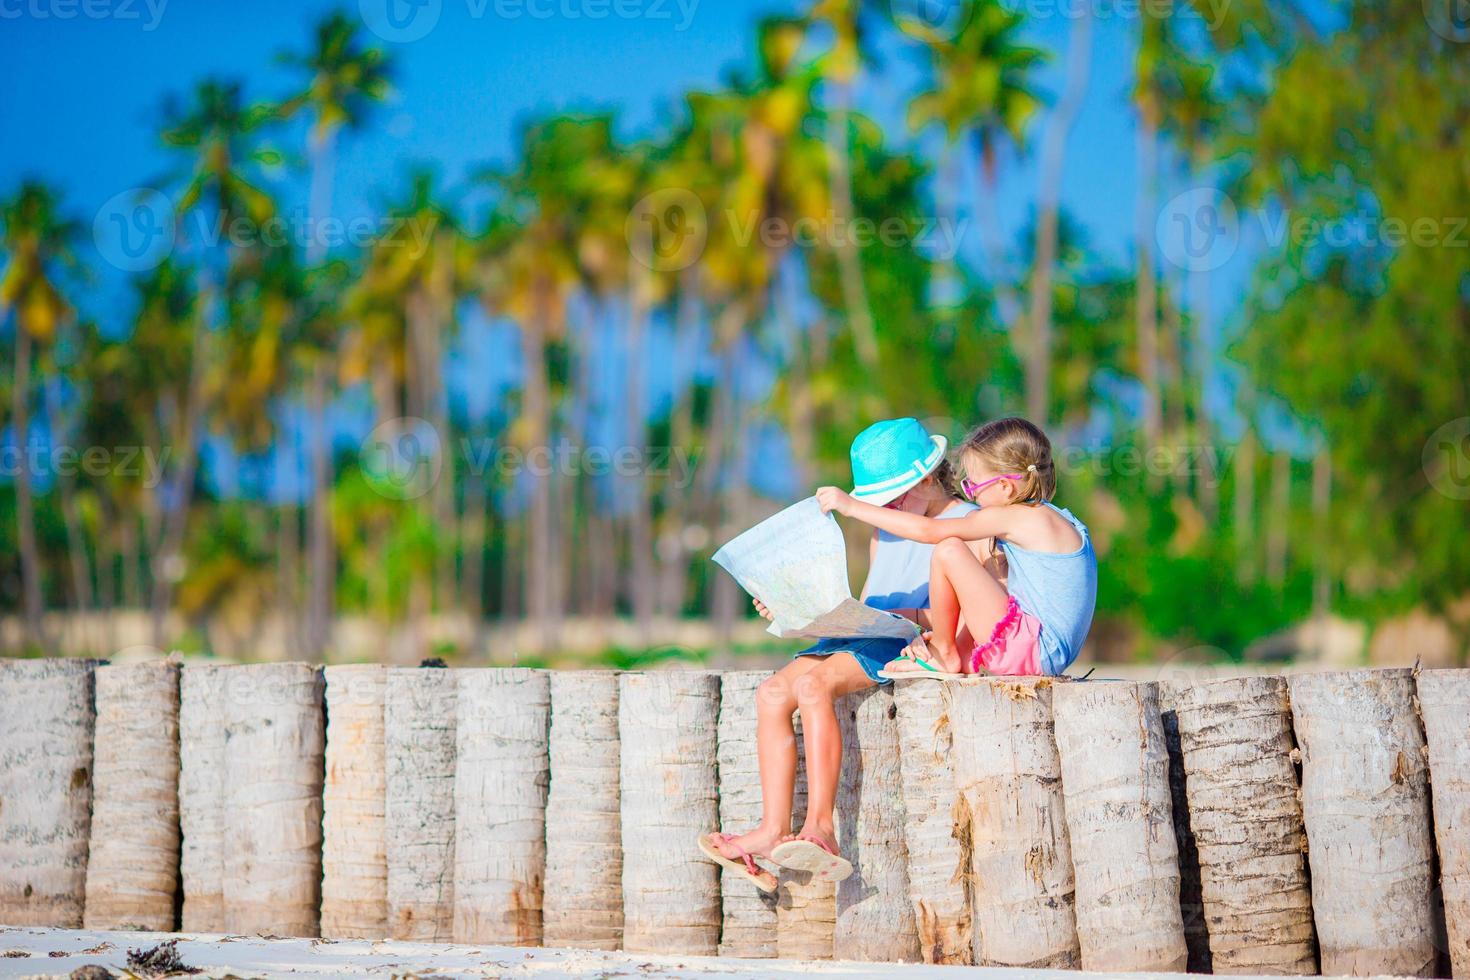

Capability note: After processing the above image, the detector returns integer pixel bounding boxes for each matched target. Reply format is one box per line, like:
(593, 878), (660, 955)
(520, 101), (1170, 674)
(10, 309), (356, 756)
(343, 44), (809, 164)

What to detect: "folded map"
(712, 497), (920, 641)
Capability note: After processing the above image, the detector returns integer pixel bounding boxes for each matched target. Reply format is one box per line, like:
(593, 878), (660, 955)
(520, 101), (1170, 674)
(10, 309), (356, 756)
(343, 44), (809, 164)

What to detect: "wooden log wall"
(0, 657), (1466, 978)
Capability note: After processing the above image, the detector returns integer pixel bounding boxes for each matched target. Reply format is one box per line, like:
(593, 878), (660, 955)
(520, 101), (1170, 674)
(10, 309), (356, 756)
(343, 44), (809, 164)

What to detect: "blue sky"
(1, 0), (1276, 498)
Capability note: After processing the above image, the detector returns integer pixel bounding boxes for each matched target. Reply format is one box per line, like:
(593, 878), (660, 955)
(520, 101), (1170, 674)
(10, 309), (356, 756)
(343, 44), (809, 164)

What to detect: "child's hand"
(752, 598), (775, 622)
(815, 486), (854, 516)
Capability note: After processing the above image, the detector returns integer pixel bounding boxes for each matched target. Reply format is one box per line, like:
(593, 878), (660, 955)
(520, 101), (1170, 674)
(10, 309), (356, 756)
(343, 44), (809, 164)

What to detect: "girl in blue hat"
(700, 418), (998, 889)
(817, 417), (1096, 680)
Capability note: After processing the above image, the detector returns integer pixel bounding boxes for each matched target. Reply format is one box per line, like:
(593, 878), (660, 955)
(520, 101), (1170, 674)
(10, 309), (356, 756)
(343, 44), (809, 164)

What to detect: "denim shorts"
(794, 637), (908, 685)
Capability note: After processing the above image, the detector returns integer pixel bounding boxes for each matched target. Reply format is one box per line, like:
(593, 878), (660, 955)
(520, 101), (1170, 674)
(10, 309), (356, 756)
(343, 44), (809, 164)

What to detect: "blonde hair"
(956, 417), (1056, 505)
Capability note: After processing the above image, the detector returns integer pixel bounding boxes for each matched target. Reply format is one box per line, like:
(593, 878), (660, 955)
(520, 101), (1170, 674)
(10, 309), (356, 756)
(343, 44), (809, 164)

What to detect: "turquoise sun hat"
(848, 418), (949, 506)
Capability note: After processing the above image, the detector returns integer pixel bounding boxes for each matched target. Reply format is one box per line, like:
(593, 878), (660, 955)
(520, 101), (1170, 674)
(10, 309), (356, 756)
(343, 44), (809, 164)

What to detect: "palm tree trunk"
(973, 151), (1025, 330)
(655, 271), (702, 619)
(618, 670), (720, 954)
(307, 359), (334, 657)
(179, 664), (227, 932)
(321, 665), (389, 940)
(1266, 450), (1290, 587)
(835, 686), (919, 962)
(1136, 97), (1163, 459)
(1233, 427), (1257, 586)
(44, 385), (94, 614)
(120, 510), (141, 608)
(12, 327), (48, 648)
(892, 680), (971, 964)
(949, 677), (1080, 969)
(1416, 670), (1470, 978)
(715, 671), (779, 958)
(0, 658), (98, 927)
(1165, 676), (1316, 974)
(1311, 445), (1331, 617)
(1027, 5), (1094, 425)
(385, 665), (458, 942)
(222, 663), (326, 938)
(1161, 284), (1189, 495)
(453, 668), (550, 945)
(305, 125), (339, 658)
(544, 671), (623, 949)
(1190, 147), (1218, 519)
(825, 83), (880, 371)
(82, 660), (180, 931)
(460, 470), (486, 621)
(626, 283), (656, 641)
(1289, 669), (1438, 977)
(521, 318), (555, 651)
(149, 295), (210, 649)
(1053, 681), (1186, 972)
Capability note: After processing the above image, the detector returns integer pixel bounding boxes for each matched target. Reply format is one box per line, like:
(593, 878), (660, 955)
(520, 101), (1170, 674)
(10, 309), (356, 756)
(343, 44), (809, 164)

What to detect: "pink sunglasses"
(961, 473), (1023, 501)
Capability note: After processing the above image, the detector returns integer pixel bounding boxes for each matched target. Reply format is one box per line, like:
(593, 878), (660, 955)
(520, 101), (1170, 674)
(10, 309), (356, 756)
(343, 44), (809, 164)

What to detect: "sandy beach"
(0, 928), (1263, 980)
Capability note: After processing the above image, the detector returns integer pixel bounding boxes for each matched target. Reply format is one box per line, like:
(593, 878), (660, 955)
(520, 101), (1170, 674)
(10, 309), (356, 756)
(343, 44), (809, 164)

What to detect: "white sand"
(0, 927), (1332, 979)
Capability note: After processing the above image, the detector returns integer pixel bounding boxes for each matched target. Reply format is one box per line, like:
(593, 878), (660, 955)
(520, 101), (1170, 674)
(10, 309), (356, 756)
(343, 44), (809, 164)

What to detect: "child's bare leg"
(709, 657), (818, 861)
(788, 654), (875, 848)
(929, 536), (1012, 671)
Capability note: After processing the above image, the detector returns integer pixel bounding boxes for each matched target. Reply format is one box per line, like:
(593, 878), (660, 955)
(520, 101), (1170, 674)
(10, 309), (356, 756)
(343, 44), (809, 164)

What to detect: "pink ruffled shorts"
(970, 595), (1043, 676)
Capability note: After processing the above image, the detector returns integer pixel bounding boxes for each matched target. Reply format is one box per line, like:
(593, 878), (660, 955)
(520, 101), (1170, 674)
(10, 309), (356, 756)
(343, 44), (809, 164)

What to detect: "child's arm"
(815, 486), (1013, 544)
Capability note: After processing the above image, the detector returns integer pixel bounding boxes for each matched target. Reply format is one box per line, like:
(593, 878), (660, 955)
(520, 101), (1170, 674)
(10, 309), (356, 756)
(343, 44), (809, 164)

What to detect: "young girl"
(699, 418), (996, 890)
(817, 417), (1096, 679)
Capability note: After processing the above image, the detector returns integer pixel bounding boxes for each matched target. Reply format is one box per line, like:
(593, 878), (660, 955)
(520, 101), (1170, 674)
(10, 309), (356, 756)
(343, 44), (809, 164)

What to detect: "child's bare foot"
(706, 824), (786, 862)
(772, 820), (853, 882)
(779, 820), (838, 854)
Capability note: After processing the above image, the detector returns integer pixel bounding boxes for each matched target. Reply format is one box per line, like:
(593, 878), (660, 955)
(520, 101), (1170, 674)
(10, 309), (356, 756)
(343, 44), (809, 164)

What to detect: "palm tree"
(346, 171), (469, 652)
(809, 0), (880, 373)
(906, 1), (1045, 331)
(1025, 4), (1093, 425)
(0, 181), (79, 648)
(1133, 15), (1166, 457)
(156, 77), (277, 646)
(1159, 48), (1222, 517)
(278, 9), (393, 659)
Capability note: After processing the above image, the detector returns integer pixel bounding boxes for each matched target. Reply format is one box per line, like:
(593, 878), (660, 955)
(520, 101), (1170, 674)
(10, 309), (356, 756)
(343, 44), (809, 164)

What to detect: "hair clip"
(1027, 464), (1037, 472)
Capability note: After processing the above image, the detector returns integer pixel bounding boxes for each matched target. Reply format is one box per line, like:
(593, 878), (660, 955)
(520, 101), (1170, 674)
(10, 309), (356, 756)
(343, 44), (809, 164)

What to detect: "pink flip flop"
(698, 832), (778, 893)
(770, 833), (853, 882)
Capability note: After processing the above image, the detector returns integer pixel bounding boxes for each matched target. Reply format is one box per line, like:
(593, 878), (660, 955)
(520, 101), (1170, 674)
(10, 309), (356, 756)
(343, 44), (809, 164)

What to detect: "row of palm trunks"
(0, 659), (1466, 976)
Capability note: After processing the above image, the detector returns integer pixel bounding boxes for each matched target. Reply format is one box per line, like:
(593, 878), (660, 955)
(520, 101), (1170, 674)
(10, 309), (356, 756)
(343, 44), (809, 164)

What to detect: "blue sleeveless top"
(1001, 502), (1097, 675)
(862, 501), (979, 610)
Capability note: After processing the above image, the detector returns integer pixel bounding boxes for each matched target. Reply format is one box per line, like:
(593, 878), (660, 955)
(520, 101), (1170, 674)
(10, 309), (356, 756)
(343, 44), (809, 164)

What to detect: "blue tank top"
(862, 501), (979, 610)
(1000, 502), (1097, 675)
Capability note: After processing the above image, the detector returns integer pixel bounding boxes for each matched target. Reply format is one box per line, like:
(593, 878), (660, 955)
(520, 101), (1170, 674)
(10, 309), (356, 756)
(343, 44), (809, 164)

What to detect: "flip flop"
(770, 833), (853, 883)
(879, 635), (965, 680)
(698, 832), (778, 893)
(879, 657), (966, 680)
